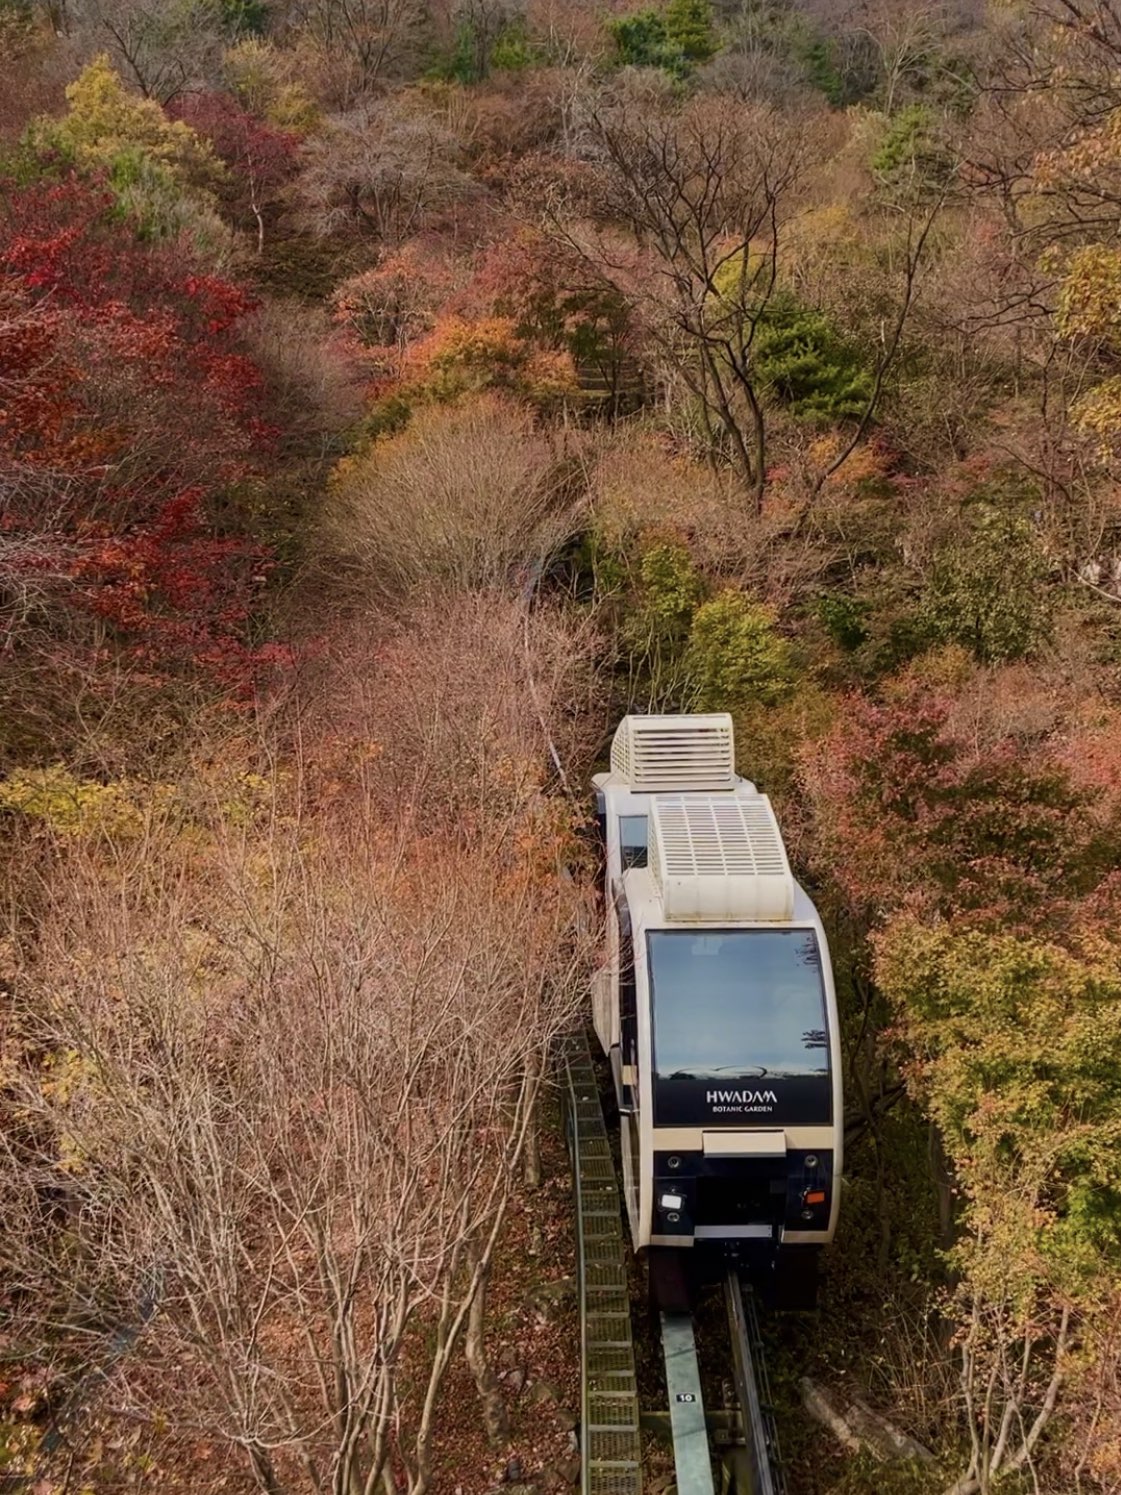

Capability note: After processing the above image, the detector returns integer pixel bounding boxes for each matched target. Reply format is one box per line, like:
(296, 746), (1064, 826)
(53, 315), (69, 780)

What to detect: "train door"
(616, 893), (641, 1233)
(592, 905), (616, 1059)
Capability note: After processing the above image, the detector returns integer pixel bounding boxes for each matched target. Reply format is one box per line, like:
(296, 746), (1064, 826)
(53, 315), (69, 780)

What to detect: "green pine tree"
(663, 0), (716, 64)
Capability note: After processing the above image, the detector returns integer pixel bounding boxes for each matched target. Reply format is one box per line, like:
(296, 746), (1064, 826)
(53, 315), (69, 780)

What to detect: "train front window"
(648, 929), (831, 1125)
(619, 815), (648, 869)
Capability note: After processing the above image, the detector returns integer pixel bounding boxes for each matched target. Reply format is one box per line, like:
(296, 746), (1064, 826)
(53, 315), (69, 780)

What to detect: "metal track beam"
(661, 1313), (715, 1495)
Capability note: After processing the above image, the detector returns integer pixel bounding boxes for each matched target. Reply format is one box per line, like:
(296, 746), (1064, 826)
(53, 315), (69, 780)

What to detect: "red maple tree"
(0, 173), (286, 718)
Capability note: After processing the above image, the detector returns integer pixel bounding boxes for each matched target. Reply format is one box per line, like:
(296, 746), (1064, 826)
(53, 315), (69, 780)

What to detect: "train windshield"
(648, 928), (831, 1126)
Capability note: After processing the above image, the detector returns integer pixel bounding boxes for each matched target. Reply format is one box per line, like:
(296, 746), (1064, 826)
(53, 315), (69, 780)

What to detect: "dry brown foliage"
(0, 579), (601, 1494)
(240, 300), (367, 449)
(317, 394), (585, 599)
(588, 429), (842, 606)
(305, 588), (604, 824)
(3, 801), (587, 1494)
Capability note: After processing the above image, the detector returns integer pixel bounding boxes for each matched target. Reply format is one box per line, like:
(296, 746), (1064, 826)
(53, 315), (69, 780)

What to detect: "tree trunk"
(248, 1444), (283, 1495)
(464, 1244), (509, 1446)
(522, 1053), (542, 1190)
(929, 1122), (954, 1248)
(524, 1106), (541, 1189)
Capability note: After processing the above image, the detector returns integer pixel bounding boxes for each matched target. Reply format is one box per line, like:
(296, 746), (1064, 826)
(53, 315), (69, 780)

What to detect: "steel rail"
(724, 1271), (786, 1495)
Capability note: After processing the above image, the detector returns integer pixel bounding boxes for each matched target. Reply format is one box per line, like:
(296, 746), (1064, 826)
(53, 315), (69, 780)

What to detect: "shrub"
(22, 56), (231, 251)
(406, 314), (578, 411)
(684, 590), (791, 710)
(608, 11), (672, 68)
(319, 394), (577, 597)
(616, 554), (792, 715)
(222, 37), (320, 133)
(663, 0), (717, 64)
(607, 0), (715, 76)
(26, 54), (219, 190)
(614, 540), (706, 709)
(625, 541), (704, 649)
(921, 506), (1053, 664)
(814, 591), (870, 652)
(587, 437), (749, 573)
(871, 104), (954, 191)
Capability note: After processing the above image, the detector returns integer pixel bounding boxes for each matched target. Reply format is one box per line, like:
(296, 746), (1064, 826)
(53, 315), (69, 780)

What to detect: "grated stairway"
(559, 1031), (642, 1495)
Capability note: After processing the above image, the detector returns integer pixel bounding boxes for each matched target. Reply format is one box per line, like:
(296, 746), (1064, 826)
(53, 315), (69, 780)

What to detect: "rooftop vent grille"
(610, 714), (735, 792)
(649, 795), (794, 922)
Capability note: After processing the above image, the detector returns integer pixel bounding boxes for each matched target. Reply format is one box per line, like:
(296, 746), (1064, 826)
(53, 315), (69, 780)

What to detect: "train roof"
(648, 794), (794, 921)
(620, 863), (822, 934)
(601, 714), (811, 928)
(607, 712), (737, 793)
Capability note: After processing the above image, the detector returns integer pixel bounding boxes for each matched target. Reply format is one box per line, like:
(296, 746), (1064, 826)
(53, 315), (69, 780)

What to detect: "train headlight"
(659, 1192), (684, 1212)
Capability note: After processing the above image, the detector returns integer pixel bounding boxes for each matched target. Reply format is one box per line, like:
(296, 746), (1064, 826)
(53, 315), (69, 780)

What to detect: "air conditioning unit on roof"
(610, 714), (735, 792)
(649, 794), (794, 922)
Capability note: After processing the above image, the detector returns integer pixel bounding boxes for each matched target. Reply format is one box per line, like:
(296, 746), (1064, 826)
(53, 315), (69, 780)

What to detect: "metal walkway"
(661, 1312), (714, 1495)
(560, 1031), (642, 1495)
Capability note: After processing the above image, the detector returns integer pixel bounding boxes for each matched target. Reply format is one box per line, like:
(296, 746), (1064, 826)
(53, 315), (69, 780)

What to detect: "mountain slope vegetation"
(1, 0), (1120, 1491)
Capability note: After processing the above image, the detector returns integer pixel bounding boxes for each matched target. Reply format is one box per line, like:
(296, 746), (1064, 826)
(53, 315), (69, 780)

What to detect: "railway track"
(560, 1030), (786, 1495)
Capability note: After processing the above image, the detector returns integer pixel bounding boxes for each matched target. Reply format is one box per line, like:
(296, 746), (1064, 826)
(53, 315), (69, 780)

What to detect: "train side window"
(619, 815), (648, 869)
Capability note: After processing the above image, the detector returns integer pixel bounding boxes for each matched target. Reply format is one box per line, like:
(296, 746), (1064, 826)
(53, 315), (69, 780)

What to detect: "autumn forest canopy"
(1, 0), (1121, 1490)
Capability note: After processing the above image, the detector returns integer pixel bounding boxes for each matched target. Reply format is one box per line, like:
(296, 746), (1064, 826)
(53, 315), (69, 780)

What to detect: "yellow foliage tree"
(222, 37), (320, 134)
(1056, 243), (1121, 346)
(1032, 96), (1121, 450)
(24, 56), (233, 252)
(1055, 244), (1121, 447)
(32, 54), (219, 186)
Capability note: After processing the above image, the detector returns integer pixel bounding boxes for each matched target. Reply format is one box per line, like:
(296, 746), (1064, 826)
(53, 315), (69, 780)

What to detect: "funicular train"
(592, 713), (843, 1309)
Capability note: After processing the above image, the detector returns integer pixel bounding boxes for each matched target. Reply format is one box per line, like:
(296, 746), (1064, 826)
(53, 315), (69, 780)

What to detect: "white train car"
(592, 714), (843, 1306)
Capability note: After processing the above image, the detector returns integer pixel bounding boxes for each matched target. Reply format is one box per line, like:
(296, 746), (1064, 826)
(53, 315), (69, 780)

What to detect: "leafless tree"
(1, 582), (601, 1492)
(536, 76), (814, 511)
(944, 1288), (1072, 1495)
(317, 395), (584, 599)
(69, 0), (234, 101)
(2, 758), (592, 1493)
(297, 103), (474, 242)
(834, 0), (980, 114)
(277, 0), (427, 104)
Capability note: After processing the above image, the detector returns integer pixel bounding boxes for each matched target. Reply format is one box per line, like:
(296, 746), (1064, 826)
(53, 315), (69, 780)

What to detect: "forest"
(0, 0), (1119, 1490)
